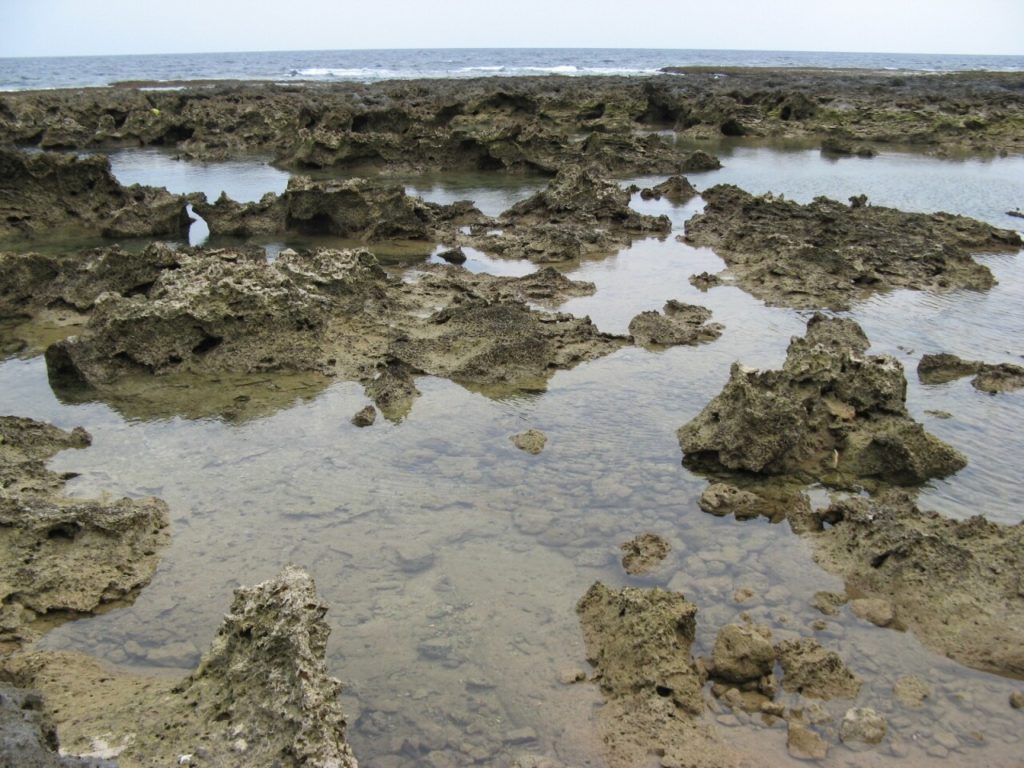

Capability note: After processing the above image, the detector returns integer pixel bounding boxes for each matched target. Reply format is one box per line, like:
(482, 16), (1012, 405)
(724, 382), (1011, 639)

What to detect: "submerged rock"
(511, 429), (547, 455)
(775, 638), (862, 700)
(678, 314), (966, 486)
(6, 567), (359, 767)
(918, 352), (1024, 393)
(812, 492), (1024, 677)
(0, 416), (169, 649)
(0, 149), (191, 240)
(683, 184), (1021, 310)
(619, 533), (671, 575)
(710, 624), (775, 685)
(839, 707), (887, 746)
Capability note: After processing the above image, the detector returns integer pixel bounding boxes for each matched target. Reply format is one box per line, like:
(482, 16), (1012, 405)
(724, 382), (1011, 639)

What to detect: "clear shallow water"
(2, 146), (1023, 766)
(2, 48), (1023, 91)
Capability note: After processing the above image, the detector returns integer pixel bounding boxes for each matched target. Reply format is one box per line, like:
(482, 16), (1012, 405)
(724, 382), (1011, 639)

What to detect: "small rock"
(698, 483), (764, 519)
(893, 675), (930, 708)
(1010, 690), (1024, 709)
(558, 668), (587, 685)
(504, 727), (538, 745)
(850, 597), (896, 627)
(619, 532), (671, 575)
(351, 405), (377, 427)
(787, 721), (829, 760)
(811, 591), (847, 617)
(437, 247), (467, 265)
(712, 623), (775, 683)
(393, 542), (435, 573)
(839, 707), (887, 746)
(733, 587), (755, 603)
(511, 429), (547, 455)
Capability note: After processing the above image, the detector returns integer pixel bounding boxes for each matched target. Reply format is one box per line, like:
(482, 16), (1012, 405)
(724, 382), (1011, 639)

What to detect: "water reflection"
(1, 145), (1021, 767)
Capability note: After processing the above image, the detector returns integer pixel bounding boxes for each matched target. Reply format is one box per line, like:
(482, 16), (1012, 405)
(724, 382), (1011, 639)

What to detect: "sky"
(1, 0), (1022, 58)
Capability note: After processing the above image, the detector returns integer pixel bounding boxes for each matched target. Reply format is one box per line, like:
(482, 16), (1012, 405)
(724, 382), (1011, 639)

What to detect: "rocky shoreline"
(1, 69), (1023, 767)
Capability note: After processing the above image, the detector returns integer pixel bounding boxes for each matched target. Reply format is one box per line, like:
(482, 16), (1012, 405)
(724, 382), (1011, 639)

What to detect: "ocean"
(1, 47), (1023, 91)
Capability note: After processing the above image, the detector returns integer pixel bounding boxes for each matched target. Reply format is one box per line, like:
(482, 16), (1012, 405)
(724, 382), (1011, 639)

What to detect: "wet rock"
(619, 532), (671, 575)
(6, 567), (359, 767)
(689, 271), (723, 291)
(683, 184), (1020, 310)
(0, 416), (169, 649)
(849, 597), (896, 627)
(628, 301), (723, 348)
(786, 721), (829, 760)
(820, 137), (878, 157)
(812, 492), (1024, 677)
(39, 246), (625, 419)
(194, 175), (477, 240)
(576, 582), (739, 767)
(0, 243), (182, 320)
(698, 483), (765, 520)
(0, 148), (191, 240)
(351, 405), (377, 427)
(918, 352), (1024, 394)
(511, 429), (547, 455)
(1010, 691), (1024, 709)
(839, 707), (887, 746)
(892, 675), (930, 708)
(811, 591), (848, 617)
(461, 165), (672, 264)
(436, 246), (467, 265)
(678, 315), (967, 486)
(775, 638), (862, 700)
(710, 624), (774, 684)
(638, 175), (698, 203)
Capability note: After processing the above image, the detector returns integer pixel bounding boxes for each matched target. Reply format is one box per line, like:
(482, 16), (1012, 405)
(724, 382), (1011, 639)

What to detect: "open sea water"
(1, 47), (1023, 91)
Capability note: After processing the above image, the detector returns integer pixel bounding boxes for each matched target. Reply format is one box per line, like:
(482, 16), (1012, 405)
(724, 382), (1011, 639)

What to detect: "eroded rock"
(775, 638), (862, 700)
(918, 352), (1024, 393)
(683, 184), (1021, 310)
(628, 301), (723, 348)
(678, 314), (966, 486)
(812, 492), (1024, 677)
(839, 707), (887, 746)
(711, 624), (775, 685)
(38, 246), (625, 419)
(576, 582), (739, 768)
(511, 429), (547, 455)
(619, 533), (671, 575)
(461, 166), (671, 264)
(0, 149), (191, 240)
(5, 567), (359, 767)
(0, 416), (169, 649)
(639, 175), (698, 203)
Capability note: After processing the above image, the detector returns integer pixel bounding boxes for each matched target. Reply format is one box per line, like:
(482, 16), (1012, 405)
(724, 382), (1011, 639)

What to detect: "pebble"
(926, 744), (949, 759)
(934, 731), (960, 751)
(1010, 691), (1024, 709)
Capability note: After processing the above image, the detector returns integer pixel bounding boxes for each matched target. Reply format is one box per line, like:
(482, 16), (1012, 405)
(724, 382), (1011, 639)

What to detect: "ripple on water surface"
(2, 145), (1022, 767)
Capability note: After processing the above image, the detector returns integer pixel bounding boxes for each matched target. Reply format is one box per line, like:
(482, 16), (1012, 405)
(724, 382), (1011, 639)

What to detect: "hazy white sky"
(1, 0), (1022, 57)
